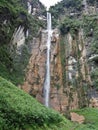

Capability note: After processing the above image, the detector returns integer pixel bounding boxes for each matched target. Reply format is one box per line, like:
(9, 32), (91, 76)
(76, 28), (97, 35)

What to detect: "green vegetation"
(83, 15), (98, 54)
(50, 0), (82, 17)
(59, 17), (82, 36)
(0, 0), (98, 129)
(59, 13), (98, 89)
(0, 0), (27, 44)
(0, 0), (46, 85)
(0, 43), (31, 85)
(49, 0), (82, 27)
(91, 68), (98, 89)
(60, 37), (67, 89)
(72, 108), (98, 130)
(0, 0), (45, 44)
(83, 15), (98, 88)
(0, 76), (98, 130)
(0, 76), (73, 130)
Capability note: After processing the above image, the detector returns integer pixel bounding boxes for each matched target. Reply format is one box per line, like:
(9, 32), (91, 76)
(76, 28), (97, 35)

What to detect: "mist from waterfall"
(44, 12), (52, 107)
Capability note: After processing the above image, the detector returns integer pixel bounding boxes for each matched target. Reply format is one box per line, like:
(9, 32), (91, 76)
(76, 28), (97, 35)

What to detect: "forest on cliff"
(0, 0), (98, 129)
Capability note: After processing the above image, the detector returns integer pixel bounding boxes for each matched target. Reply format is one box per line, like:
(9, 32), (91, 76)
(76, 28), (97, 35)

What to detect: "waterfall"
(44, 12), (52, 107)
(83, 0), (88, 14)
(27, 2), (32, 14)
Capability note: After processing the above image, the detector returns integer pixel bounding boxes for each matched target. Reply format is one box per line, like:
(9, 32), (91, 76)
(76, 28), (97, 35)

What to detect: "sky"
(39, 0), (62, 10)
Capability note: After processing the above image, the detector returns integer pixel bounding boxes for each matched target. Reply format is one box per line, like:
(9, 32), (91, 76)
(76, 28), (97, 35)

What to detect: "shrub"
(0, 77), (63, 129)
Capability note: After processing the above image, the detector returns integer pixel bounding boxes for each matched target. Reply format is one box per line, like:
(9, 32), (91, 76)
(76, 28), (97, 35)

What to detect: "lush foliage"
(60, 37), (67, 88)
(0, 43), (31, 85)
(83, 15), (98, 88)
(0, 0), (27, 44)
(0, 76), (64, 130)
(72, 108), (98, 130)
(0, 0), (45, 85)
(50, 0), (82, 17)
(0, 0), (45, 44)
(0, 0), (29, 83)
(83, 15), (98, 54)
(49, 0), (82, 27)
(59, 17), (82, 36)
(0, 76), (98, 129)
(91, 68), (98, 89)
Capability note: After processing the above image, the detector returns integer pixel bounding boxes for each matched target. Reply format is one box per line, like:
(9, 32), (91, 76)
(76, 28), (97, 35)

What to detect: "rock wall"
(21, 29), (63, 110)
(51, 29), (92, 112)
(15, 1), (97, 111)
(16, 0), (98, 111)
(21, 28), (92, 112)
(22, 30), (47, 103)
(60, 30), (91, 110)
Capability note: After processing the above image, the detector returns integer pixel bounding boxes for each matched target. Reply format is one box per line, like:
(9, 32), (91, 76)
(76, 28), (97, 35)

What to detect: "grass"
(0, 76), (73, 130)
(0, 76), (98, 130)
(72, 108), (98, 130)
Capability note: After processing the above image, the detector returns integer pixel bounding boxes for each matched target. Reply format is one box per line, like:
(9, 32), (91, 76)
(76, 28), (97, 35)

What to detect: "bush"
(59, 17), (82, 35)
(0, 77), (63, 129)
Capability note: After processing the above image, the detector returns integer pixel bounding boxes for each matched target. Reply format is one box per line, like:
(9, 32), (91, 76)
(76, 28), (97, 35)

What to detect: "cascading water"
(27, 2), (32, 14)
(83, 0), (88, 14)
(44, 12), (52, 107)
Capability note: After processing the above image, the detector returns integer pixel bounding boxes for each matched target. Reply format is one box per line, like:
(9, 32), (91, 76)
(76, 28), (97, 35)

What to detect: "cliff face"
(59, 30), (91, 111)
(21, 0), (98, 112)
(22, 30), (47, 101)
(0, 0), (46, 85)
(22, 29), (63, 111)
(21, 28), (92, 112)
(1, 0), (98, 113)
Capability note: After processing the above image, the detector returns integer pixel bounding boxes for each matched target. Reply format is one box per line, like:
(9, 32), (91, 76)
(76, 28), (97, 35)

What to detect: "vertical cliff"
(1, 0), (98, 114)
(0, 0), (46, 85)
(21, 28), (91, 112)
(21, 0), (98, 112)
(21, 28), (63, 110)
(49, 0), (98, 110)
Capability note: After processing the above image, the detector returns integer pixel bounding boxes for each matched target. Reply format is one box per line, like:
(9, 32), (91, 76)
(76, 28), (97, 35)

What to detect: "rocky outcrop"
(70, 112), (85, 124)
(27, 0), (46, 20)
(10, 26), (26, 55)
(90, 97), (98, 108)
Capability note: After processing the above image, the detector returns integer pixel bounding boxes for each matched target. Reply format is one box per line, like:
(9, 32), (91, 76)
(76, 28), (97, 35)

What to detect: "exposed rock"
(22, 30), (47, 104)
(10, 26), (25, 55)
(21, 28), (92, 113)
(70, 112), (85, 124)
(90, 97), (98, 108)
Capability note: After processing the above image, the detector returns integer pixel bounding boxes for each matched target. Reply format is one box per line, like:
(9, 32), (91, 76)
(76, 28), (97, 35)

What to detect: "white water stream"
(44, 12), (52, 107)
(27, 2), (32, 14)
(83, 0), (88, 14)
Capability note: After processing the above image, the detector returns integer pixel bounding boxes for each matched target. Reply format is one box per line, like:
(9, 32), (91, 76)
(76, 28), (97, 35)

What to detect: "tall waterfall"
(44, 12), (52, 107)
